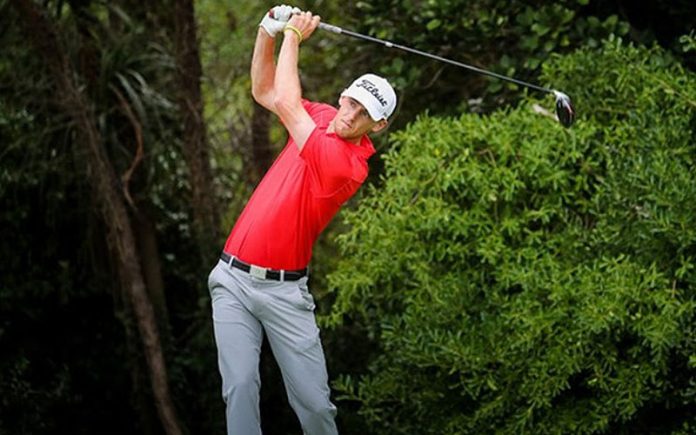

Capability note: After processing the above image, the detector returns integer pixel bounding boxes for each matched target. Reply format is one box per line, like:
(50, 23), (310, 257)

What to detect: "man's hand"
(259, 4), (301, 38)
(284, 11), (321, 43)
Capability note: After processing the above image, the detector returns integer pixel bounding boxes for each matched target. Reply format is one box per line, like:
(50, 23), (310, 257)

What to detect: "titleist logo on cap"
(356, 79), (388, 107)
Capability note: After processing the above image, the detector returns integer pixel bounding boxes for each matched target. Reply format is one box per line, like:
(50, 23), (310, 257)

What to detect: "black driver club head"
(553, 91), (575, 128)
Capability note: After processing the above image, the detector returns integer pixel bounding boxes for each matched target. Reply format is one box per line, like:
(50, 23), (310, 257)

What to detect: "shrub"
(325, 37), (696, 434)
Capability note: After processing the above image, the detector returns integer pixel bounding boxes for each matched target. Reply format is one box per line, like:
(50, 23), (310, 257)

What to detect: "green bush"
(325, 37), (696, 434)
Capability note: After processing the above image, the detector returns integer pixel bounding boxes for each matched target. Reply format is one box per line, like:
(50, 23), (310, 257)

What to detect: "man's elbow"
(252, 88), (275, 112)
(251, 85), (265, 104)
(272, 93), (301, 118)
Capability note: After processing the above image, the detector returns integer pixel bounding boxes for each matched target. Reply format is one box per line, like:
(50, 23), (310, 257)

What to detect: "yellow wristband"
(284, 24), (303, 43)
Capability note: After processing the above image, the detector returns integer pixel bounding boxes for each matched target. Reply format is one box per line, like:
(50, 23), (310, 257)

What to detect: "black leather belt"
(220, 252), (307, 281)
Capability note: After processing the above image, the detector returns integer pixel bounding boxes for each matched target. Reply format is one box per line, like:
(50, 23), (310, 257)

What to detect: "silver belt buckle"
(249, 264), (267, 279)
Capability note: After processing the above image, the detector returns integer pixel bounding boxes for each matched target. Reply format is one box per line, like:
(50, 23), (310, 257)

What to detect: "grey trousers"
(208, 258), (338, 435)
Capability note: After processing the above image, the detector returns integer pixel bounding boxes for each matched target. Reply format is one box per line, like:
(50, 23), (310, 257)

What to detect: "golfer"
(207, 5), (396, 435)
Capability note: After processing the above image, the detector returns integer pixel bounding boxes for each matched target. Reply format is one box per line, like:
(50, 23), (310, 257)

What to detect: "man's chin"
(335, 129), (350, 139)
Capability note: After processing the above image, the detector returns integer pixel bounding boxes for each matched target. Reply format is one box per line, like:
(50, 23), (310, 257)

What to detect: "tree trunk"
(10, 2), (184, 434)
(113, 279), (160, 435)
(72, 3), (174, 421)
(133, 207), (171, 338)
(174, 0), (220, 258)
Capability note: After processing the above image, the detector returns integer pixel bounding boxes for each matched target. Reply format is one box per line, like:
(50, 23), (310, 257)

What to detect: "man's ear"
(371, 119), (389, 133)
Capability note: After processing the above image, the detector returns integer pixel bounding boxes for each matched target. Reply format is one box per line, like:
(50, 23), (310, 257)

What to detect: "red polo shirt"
(223, 100), (375, 270)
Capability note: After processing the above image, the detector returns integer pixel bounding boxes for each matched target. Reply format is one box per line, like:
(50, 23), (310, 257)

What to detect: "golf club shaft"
(318, 22), (554, 95)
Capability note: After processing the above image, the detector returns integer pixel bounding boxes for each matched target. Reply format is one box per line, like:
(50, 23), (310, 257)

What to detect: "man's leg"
(209, 263), (264, 435)
(261, 277), (338, 435)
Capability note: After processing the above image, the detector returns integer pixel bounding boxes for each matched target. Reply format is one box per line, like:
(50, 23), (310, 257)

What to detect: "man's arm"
(272, 12), (321, 151)
(251, 5), (300, 111)
(250, 28), (277, 112)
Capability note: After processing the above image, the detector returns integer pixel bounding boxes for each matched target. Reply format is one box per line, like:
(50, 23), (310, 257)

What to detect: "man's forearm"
(273, 29), (302, 107)
(251, 28), (276, 105)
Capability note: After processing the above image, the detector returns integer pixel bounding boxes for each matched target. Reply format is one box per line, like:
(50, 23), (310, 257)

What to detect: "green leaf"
(426, 19), (442, 31)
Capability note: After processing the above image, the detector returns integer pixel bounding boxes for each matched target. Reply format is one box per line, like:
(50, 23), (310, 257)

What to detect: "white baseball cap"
(340, 73), (397, 121)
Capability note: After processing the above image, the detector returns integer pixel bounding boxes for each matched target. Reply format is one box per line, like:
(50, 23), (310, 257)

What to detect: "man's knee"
(222, 375), (259, 402)
(301, 399), (337, 420)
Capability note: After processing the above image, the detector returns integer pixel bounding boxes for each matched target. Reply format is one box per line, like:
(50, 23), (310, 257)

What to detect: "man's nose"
(346, 107), (360, 121)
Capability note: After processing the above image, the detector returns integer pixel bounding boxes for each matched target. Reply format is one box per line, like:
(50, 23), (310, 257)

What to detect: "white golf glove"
(259, 5), (301, 37)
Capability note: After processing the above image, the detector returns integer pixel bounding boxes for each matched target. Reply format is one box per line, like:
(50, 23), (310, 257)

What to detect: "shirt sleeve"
(302, 100), (334, 125)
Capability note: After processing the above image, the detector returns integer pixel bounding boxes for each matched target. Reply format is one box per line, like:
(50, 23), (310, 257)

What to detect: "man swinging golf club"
(207, 5), (396, 434)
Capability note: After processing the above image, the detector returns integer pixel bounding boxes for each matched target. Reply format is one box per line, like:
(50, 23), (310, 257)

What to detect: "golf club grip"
(318, 22), (342, 34)
(268, 9), (342, 34)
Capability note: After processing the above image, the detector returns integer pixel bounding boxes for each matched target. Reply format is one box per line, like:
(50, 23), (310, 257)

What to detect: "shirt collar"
(324, 127), (376, 159)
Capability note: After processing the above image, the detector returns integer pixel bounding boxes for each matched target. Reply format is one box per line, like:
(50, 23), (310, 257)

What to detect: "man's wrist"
(259, 26), (274, 38)
(284, 25), (303, 43)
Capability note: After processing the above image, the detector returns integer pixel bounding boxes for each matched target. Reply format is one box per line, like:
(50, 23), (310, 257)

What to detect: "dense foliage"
(0, 2), (222, 433)
(326, 38), (696, 434)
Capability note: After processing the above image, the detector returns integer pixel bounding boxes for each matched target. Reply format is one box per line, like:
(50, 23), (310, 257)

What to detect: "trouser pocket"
(296, 277), (315, 311)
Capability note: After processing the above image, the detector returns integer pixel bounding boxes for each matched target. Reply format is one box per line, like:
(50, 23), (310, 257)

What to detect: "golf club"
(318, 22), (575, 128)
(270, 8), (575, 127)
